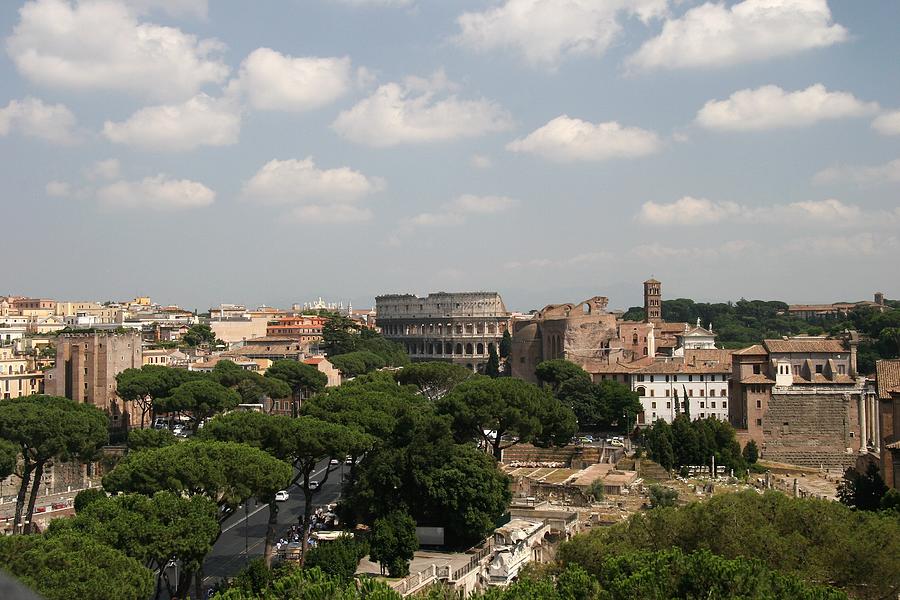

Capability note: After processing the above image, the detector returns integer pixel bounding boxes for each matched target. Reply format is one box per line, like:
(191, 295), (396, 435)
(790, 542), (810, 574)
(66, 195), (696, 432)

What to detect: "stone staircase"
(763, 450), (858, 471)
(637, 459), (670, 481)
(501, 444), (605, 467)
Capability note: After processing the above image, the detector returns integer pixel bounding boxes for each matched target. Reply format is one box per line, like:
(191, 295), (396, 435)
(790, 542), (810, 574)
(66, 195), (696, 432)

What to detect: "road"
(201, 460), (345, 586)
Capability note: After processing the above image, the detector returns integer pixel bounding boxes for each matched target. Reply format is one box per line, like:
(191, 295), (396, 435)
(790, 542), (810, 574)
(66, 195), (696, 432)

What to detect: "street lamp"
(244, 502), (249, 555)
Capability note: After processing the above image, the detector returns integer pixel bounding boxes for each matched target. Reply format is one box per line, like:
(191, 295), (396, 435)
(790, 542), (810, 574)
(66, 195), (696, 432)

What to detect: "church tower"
(644, 278), (662, 323)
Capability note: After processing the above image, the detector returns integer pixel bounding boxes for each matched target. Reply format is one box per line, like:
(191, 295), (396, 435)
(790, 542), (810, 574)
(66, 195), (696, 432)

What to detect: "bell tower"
(644, 278), (661, 323)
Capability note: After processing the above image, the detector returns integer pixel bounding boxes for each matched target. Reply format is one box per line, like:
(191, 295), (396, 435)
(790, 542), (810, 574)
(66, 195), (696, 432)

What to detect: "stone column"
(872, 395), (880, 452)
(858, 395), (867, 452)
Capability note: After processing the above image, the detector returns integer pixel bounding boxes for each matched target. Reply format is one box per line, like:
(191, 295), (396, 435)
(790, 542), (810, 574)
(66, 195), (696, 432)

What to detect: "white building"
(631, 350), (732, 425)
(673, 319), (718, 356)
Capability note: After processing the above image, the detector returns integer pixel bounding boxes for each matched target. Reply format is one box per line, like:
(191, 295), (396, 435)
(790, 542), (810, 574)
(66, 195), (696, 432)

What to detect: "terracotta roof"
(763, 339), (847, 354)
(789, 374), (857, 385)
(684, 349), (734, 366)
(658, 322), (688, 333)
(876, 360), (900, 400)
(734, 344), (767, 356)
(632, 360), (729, 375)
(739, 375), (776, 384)
(303, 357), (326, 365)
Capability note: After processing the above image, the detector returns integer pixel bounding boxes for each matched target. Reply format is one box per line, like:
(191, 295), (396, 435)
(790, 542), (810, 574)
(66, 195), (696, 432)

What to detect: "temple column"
(872, 395), (880, 452)
(858, 396), (867, 453)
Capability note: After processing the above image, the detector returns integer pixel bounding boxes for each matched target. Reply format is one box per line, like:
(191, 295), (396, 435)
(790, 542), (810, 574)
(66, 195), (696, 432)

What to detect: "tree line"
(621, 298), (900, 373)
(0, 357), (584, 599)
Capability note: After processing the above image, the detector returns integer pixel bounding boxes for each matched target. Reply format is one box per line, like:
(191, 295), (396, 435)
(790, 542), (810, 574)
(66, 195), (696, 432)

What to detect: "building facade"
(266, 315), (326, 345)
(875, 360), (900, 488)
(44, 332), (143, 428)
(630, 351), (732, 425)
(511, 296), (625, 383)
(0, 347), (43, 399)
(729, 335), (864, 469)
(376, 292), (509, 372)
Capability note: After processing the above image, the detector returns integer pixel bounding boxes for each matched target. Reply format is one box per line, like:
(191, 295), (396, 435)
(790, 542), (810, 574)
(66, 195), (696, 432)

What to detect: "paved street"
(201, 461), (344, 586)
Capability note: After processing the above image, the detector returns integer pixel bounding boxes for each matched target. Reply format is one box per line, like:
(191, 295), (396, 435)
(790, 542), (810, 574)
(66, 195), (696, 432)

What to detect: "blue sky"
(0, 0), (898, 312)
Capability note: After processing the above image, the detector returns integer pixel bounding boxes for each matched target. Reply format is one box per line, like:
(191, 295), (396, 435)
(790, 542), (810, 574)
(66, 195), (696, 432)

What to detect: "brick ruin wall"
(763, 392), (859, 469)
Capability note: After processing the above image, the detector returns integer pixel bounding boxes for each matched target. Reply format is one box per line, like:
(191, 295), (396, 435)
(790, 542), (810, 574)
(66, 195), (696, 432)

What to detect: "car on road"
(329, 459), (339, 466)
(275, 490), (289, 502)
(309, 480), (320, 491)
(345, 456), (354, 465)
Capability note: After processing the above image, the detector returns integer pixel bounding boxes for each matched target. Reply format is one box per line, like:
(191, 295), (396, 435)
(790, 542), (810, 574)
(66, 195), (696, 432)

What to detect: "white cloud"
(332, 0), (413, 6)
(131, 0), (208, 19)
(471, 154), (493, 169)
(45, 180), (70, 197)
(456, 0), (666, 67)
(813, 159), (900, 186)
(0, 96), (78, 144)
(7, 0), (228, 100)
(399, 194), (519, 239)
(96, 174), (215, 210)
(633, 240), (757, 261)
(638, 196), (742, 225)
(505, 251), (613, 270)
(232, 48), (353, 112)
(449, 194), (518, 214)
(782, 233), (896, 257)
(242, 157), (383, 224)
(332, 71), (513, 147)
(872, 110), (900, 136)
(696, 84), (878, 132)
(405, 212), (466, 228)
(289, 204), (374, 224)
(84, 158), (121, 181)
(507, 115), (661, 162)
(102, 94), (240, 151)
(638, 196), (882, 226)
(628, 0), (847, 70)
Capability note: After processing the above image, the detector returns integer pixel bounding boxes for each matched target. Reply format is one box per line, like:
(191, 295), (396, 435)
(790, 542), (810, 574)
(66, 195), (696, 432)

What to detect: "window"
(637, 375), (645, 382)
(721, 389), (727, 397)
(700, 413), (705, 418)
(815, 364), (823, 374)
(650, 389), (655, 397)
(666, 402), (671, 408)
(700, 389), (705, 397)
(838, 364), (845, 375)
(700, 402), (705, 408)
(756, 400), (761, 409)
(689, 375), (693, 382)
(722, 402), (727, 409)
(700, 375), (705, 382)
(651, 402), (657, 409)
(711, 401), (716, 408)
(756, 418), (762, 426)
(650, 375), (655, 383)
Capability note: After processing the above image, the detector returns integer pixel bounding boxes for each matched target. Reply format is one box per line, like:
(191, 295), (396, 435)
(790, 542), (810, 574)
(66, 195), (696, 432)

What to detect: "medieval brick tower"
(644, 278), (662, 323)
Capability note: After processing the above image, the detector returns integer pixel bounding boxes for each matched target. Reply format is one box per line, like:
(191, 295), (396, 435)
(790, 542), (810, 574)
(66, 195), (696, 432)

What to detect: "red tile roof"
(876, 360), (900, 400)
(763, 339), (847, 354)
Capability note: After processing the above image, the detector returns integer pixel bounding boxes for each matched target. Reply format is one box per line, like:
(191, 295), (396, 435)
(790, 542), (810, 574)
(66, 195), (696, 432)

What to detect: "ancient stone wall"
(763, 391), (859, 469)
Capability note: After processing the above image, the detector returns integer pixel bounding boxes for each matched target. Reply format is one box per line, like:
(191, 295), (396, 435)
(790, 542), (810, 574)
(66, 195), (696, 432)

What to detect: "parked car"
(309, 481), (320, 491)
(275, 490), (289, 502)
(329, 458), (339, 466)
(345, 456), (354, 465)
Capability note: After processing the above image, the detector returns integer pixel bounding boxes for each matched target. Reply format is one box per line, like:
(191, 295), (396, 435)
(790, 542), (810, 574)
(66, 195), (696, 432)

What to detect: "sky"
(0, 0), (898, 313)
